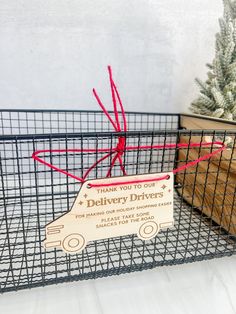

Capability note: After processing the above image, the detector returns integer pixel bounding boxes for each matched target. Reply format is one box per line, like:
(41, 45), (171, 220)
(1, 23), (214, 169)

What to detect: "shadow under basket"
(0, 110), (235, 293)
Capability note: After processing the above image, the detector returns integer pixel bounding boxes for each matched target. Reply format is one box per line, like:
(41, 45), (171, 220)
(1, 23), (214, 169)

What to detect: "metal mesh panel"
(0, 110), (179, 135)
(0, 110), (235, 293)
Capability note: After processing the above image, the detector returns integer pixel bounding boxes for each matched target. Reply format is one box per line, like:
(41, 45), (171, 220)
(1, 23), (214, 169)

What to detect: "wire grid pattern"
(0, 111), (236, 293)
(0, 110), (179, 135)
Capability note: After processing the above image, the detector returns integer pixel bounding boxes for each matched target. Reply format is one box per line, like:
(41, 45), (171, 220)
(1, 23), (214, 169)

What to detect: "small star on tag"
(79, 201), (83, 205)
(83, 194), (88, 198)
(161, 184), (167, 190)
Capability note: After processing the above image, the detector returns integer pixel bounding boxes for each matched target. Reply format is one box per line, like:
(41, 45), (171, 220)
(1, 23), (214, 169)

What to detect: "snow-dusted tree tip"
(190, 0), (236, 121)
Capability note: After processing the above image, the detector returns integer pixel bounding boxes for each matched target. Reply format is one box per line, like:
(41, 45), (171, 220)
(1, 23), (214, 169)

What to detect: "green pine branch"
(190, 0), (236, 121)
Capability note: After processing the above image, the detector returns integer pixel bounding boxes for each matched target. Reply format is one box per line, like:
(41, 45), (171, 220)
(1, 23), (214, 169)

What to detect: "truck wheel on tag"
(62, 233), (86, 253)
(138, 221), (159, 241)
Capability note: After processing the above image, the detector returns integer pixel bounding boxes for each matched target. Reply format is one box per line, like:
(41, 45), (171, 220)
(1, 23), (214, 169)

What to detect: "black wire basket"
(0, 109), (235, 293)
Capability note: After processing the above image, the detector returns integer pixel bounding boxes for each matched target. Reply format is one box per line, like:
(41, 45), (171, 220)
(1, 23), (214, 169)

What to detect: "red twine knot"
(116, 137), (126, 155)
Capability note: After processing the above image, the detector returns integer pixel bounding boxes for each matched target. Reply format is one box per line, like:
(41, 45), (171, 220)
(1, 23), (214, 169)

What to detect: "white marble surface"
(1, 256), (236, 314)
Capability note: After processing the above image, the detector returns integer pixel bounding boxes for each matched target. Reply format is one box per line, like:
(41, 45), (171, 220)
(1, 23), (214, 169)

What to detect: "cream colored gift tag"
(44, 172), (174, 254)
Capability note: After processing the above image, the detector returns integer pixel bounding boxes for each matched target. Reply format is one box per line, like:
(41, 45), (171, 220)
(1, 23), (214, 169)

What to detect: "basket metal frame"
(0, 110), (235, 293)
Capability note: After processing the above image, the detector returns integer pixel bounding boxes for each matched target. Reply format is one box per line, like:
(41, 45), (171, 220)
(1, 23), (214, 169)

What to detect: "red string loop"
(31, 66), (227, 188)
(32, 141), (226, 188)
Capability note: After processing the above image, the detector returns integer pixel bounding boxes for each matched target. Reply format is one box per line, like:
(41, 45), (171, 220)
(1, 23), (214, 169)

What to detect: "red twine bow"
(32, 66), (226, 188)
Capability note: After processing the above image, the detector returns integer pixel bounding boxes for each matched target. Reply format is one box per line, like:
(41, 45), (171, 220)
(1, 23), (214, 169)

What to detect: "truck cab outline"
(44, 173), (174, 254)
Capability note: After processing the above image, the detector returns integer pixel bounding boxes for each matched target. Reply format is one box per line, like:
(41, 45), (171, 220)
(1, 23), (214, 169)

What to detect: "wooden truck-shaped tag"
(44, 172), (174, 254)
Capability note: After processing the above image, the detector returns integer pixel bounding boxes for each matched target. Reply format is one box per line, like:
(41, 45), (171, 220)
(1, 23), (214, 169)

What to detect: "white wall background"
(0, 0), (223, 113)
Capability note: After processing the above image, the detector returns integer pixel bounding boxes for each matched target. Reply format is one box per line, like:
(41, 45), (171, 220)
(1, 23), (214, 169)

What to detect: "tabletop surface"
(1, 256), (235, 314)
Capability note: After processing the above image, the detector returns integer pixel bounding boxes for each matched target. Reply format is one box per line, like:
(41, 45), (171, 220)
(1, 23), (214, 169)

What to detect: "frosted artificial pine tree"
(190, 0), (236, 121)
